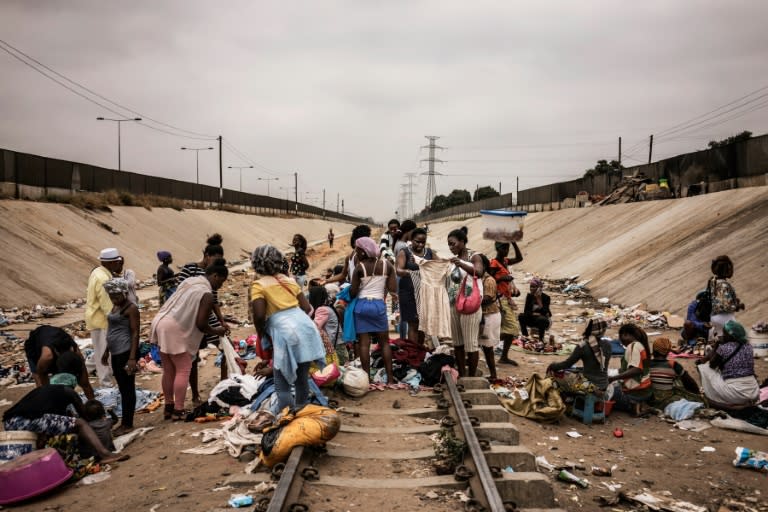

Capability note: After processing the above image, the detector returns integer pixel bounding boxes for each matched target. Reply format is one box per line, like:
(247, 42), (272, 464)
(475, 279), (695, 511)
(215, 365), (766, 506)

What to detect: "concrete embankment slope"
(0, 201), (354, 308)
(428, 186), (768, 326)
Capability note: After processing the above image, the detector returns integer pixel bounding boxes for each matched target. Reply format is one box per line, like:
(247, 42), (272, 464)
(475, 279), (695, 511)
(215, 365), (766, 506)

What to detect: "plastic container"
(0, 431), (37, 463)
(0, 447), (73, 504)
(480, 210), (527, 242)
(749, 330), (768, 358)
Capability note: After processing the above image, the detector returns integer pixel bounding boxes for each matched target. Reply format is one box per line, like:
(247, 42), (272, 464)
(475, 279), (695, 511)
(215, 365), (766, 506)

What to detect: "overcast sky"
(2, 1), (767, 221)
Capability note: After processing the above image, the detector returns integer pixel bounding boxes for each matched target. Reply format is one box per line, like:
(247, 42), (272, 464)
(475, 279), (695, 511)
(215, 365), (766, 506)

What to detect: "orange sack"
(259, 404), (341, 467)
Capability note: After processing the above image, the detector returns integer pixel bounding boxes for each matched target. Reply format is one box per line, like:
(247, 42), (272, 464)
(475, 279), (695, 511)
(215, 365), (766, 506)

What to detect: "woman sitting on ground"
(697, 320), (759, 411)
(547, 318), (612, 395)
(608, 323), (653, 415)
(648, 337), (701, 408)
(518, 277), (551, 342)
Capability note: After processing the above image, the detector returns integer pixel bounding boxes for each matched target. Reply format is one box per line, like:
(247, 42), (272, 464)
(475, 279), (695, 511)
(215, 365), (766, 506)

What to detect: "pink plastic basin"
(0, 448), (73, 505)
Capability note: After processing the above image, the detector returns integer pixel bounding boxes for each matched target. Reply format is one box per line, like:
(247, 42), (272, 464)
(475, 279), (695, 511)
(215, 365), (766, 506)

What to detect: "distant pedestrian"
(156, 250), (176, 305)
(86, 248), (123, 387)
(327, 228), (335, 248)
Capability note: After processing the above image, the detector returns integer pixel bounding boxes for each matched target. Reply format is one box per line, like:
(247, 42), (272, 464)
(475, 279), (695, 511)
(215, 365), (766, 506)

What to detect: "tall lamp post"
(96, 116), (141, 171)
(181, 146), (215, 186)
(257, 177), (279, 197)
(227, 165), (253, 192)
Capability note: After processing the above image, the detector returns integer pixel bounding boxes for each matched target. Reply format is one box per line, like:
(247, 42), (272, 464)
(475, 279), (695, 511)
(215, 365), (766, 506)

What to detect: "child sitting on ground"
(80, 399), (116, 457)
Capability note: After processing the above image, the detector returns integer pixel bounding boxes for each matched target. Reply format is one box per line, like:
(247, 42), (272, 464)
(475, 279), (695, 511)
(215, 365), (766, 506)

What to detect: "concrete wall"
(419, 134), (768, 223)
(0, 147), (364, 223)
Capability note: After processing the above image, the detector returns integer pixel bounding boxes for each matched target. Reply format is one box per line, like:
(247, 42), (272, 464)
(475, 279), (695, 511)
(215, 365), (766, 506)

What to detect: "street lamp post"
(181, 147), (215, 186)
(96, 116), (141, 171)
(227, 165), (254, 192)
(257, 177), (279, 197)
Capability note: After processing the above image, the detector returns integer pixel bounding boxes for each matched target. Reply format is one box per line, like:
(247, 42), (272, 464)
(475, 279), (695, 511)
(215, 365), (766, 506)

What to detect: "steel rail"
(443, 371), (507, 512)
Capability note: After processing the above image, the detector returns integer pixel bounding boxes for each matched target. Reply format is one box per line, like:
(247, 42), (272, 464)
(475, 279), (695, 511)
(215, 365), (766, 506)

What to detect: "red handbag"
(456, 272), (482, 314)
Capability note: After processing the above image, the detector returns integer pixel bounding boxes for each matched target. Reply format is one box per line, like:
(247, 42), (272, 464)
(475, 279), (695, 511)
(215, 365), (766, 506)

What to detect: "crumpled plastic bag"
(663, 399), (704, 421)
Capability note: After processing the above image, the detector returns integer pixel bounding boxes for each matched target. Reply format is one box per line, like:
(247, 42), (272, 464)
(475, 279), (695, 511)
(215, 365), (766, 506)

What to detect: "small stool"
(571, 394), (606, 425)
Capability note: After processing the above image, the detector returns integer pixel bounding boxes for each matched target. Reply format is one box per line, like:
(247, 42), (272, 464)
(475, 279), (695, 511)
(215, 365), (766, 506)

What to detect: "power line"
(0, 38), (218, 141)
(654, 84), (768, 139)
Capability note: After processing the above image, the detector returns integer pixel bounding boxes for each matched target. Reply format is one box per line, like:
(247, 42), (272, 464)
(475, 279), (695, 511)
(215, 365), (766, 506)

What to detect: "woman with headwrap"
(151, 259), (230, 421)
(647, 337), (701, 408)
(323, 224), (371, 285)
(706, 255), (745, 341)
(250, 245), (325, 413)
(697, 320), (759, 410)
(350, 236), (397, 384)
(308, 283), (346, 364)
(490, 241), (523, 365)
(156, 250), (176, 305)
(101, 278), (140, 435)
(517, 277), (552, 342)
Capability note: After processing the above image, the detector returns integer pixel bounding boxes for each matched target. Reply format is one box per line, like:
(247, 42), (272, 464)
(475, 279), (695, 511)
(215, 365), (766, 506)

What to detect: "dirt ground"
(1, 205), (767, 511)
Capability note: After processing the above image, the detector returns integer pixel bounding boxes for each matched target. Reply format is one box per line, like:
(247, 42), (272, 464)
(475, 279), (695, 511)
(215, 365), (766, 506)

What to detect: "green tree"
(473, 186), (500, 201)
(446, 189), (472, 207)
(708, 131), (752, 149)
(583, 159), (623, 178)
(430, 194), (449, 212)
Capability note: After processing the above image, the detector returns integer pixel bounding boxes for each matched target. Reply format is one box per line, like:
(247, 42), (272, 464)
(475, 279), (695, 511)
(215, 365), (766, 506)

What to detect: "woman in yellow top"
(250, 245), (325, 413)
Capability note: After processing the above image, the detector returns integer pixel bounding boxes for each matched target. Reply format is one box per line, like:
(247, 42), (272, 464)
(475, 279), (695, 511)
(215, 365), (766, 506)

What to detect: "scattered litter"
(149, 505), (161, 512)
(425, 491), (439, 499)
(601, 481), (622, 492)
(503, 466), (515, 473)
(700, 446), (716, 452)
(613, 428), (624, 438)
(674, 420), (711, 432)
(711, 416), (768, 436)
(78, 471), (112, 485)
(664, 399), (704, 421)
(535, 456), (556, 472)
(212, 486), (235, 492)
(557, 469), (589, 488)
(597, 297), (610, 304)
(591, 465), (615, 477)
(0, 398), (12, 407)
(566, 431), (582, 438)
(228, 494), (254, 507)
(114, 426), (154, 453)
(733, 447), (768, 472)
(620, 491), (706, 512)
(548, 436), (559, 441)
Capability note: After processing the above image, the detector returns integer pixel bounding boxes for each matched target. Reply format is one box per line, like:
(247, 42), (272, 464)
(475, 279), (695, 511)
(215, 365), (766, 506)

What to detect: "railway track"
(224, 373), (565, 512)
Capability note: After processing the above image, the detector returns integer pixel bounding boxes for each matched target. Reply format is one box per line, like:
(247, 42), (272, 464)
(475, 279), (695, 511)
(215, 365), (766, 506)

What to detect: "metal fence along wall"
(418, 134), (768, 222)
(0, 148), (364, 223)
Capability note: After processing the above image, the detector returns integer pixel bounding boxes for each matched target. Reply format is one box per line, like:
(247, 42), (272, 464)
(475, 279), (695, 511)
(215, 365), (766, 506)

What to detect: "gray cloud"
(1, 0), (767, 219)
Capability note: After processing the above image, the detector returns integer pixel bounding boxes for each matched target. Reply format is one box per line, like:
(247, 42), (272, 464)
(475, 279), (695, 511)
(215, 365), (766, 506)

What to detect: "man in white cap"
(85, 248), (123, 387)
